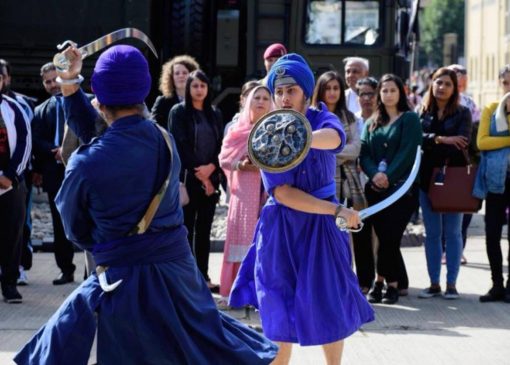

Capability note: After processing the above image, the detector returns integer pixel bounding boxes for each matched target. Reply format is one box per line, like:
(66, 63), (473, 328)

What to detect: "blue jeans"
(419, 190), (463, 285)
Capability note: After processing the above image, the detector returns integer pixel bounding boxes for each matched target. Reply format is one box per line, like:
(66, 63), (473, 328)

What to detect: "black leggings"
(484, 178), (510, 288)
(0, 181), (26, 285)
(365, 184), (418, 285)
(183, 187), (219, 282)
(352, 220), (375, 289)
(48, 191), (75, 276)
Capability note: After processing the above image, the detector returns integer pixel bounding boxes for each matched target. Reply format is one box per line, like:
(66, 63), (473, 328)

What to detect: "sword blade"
(79, 28), (158, 59)
(359, 146), (422, 221)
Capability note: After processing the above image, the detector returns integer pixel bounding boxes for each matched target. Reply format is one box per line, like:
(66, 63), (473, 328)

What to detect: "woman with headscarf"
(217, 85), (272, 308)
(230, 53), (374, 365)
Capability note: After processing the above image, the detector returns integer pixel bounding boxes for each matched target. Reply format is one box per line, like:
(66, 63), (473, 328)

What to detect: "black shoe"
(52, 272), (74, 285)
(504, 286), (510, 303)
(206, 281), (220, 294)
(2, 285), (22, 303)
(479, 286), (505, 302)
(368, 282), (384, 303)
(382, 286), (399, 304)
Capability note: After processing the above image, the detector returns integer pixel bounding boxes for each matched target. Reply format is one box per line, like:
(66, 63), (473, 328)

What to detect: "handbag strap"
(461, 148), (472, 167)
(128, 123), (173, 236)
(443, 148), (471, 168)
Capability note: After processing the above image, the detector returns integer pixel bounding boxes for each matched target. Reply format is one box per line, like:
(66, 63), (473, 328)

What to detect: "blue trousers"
(419, 190), (463, 285)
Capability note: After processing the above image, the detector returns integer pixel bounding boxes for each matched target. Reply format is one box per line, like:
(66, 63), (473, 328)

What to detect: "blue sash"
(266, 181), (336, 206)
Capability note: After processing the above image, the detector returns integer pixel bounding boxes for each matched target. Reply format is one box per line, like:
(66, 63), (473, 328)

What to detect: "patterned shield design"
(248, 109), (312, 173)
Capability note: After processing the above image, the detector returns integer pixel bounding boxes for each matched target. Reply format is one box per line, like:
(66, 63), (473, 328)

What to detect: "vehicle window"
(305, 1), (342, 45)
(305, 0), (380, 46)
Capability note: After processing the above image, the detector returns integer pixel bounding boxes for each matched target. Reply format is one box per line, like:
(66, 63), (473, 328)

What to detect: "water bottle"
(378, 159), (387, 173)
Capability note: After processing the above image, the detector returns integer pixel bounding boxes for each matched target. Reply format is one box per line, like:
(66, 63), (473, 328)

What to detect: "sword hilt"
(336, 216), (364, 233)
(53, 41), (84, 72)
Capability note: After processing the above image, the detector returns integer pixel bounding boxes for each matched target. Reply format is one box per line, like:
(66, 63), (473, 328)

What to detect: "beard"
(0, 83), (9, 94)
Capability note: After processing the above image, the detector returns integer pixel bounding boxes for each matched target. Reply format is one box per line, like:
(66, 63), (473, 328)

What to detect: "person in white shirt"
(343, 57), (369, 115)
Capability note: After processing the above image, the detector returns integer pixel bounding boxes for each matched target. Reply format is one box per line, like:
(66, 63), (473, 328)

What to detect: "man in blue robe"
(14, 45), (276, 365)
(229, 54), (374, 364)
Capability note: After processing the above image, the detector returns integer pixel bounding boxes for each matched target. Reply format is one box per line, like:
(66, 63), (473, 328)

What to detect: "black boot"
(52, 272), (74, 285)
(479, 285), (505, 303)
(382, 286), (399, 304)
(505, 281), (510, 303)
(368, 281), (384, 303)
(2, 283), (22, 304)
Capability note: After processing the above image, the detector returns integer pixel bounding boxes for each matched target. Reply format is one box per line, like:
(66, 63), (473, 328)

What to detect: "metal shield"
(248, 109), (312, 173)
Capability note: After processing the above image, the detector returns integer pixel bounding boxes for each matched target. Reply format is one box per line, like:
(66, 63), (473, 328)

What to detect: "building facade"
(466, 0), (510, 107)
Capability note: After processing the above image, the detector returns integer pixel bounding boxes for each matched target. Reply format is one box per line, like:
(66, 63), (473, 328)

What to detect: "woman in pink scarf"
(218, 85), (273, 306)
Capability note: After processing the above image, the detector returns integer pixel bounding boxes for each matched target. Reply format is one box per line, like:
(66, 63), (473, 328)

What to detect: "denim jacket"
(473, 113), (510, 198)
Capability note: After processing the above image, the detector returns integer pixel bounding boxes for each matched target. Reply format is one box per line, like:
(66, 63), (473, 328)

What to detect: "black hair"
(356, 77), (378, 91)
(184, 69), (215, 121)
(311, 70), (355, 125)
(370, 74), (410, 131)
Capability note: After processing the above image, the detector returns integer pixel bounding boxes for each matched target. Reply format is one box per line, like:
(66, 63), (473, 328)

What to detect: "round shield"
(248, 109), (312, 173)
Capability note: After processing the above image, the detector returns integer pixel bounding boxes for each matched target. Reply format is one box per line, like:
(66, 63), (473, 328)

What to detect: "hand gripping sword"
(336, 146), (422, 232)
(53, 28), (158, 72)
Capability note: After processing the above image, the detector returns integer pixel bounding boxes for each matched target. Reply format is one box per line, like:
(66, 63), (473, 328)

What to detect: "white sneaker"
(17, 266), (28, 286)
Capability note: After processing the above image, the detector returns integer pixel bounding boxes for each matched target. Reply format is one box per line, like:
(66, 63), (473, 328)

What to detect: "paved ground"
(1, 212), (509, 364)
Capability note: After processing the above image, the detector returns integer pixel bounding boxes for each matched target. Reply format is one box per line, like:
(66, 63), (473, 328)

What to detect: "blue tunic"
(14, 89), (277, 365)
(230, 104), (374, 346)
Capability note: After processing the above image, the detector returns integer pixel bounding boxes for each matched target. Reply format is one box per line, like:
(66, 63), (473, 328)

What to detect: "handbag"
(180, 170), (190, 206)
(427, 150), (481, 213)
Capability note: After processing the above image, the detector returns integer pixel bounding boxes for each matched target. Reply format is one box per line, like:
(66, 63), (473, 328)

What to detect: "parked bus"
(0, 0), (419, 120)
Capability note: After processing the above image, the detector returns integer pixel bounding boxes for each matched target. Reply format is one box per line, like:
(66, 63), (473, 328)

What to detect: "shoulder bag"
(427, 149), (481, 213)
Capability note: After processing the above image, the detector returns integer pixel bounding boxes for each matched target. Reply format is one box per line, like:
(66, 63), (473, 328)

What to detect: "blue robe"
(229, 104), (375, 346)
(14, 89), (277, 365)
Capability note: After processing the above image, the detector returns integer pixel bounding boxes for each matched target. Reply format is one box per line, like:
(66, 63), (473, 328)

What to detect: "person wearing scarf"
(14, 45), (277, 365)
(217, 85), (272, 307)
(229, 53), (374, 364)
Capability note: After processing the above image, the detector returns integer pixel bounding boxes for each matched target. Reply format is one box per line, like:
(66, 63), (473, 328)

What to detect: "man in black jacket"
(0, 71), (31, 303)
(0, 59), (35, 286)
(32, 63), (75, 285)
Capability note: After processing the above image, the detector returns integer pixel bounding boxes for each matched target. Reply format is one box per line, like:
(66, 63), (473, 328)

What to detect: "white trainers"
(418, 286), (442, 298)
(17, 266), (28, 286)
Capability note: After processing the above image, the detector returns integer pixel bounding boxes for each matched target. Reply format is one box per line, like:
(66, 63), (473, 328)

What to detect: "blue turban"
(266, 53), (315, 99)
(91, 45), (151, 106)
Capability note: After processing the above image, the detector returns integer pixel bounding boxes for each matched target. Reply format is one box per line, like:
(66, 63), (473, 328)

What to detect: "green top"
(360, 111), (422, 186)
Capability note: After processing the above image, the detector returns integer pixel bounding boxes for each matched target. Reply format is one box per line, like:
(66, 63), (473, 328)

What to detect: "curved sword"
(337, 146), (422, 232)
(53, 28), (158, 72)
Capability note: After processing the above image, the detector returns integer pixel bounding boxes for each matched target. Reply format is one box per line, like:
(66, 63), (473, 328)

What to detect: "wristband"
(56, 75), (84, 85)
(334, 204), (343, 217)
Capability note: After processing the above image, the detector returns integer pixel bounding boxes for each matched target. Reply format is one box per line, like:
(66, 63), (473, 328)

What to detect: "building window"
(304, 0), (380, 46)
